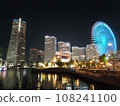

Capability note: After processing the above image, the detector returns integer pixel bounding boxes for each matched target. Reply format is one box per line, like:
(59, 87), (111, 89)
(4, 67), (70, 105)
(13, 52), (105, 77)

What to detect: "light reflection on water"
(36, 72), (95, 90)
(0, 70), (6, 80)
(0, 69), (104, 90)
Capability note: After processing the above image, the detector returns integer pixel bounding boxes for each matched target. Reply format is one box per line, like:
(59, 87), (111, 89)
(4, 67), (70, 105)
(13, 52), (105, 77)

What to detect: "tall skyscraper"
(72, 46), (85, 61)
(29, 48), (38, 63)
(58, 41), (70, 52)
(6, 18), (26, 66)
(44, 35), (56, 62)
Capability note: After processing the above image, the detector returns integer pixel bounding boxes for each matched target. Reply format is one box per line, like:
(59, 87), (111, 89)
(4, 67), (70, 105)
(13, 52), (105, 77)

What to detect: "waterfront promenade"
(32, 68), (120, 89)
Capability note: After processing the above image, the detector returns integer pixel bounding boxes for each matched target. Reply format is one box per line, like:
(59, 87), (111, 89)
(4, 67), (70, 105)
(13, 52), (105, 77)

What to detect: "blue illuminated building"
(91, 21), (117, 56)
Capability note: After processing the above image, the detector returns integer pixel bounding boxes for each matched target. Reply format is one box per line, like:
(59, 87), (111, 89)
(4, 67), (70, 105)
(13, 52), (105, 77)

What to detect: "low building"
(52, 51), (71, 63)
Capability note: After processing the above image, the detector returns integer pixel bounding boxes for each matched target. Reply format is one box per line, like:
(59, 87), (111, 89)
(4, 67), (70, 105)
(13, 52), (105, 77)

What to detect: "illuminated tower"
(6, 18), (26, 66)
(44, 35), (56, 62)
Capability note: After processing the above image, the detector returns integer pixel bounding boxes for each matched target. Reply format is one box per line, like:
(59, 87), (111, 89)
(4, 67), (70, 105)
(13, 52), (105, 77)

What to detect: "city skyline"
(0, 0), (120, 61)
(1, 0), (120, 91)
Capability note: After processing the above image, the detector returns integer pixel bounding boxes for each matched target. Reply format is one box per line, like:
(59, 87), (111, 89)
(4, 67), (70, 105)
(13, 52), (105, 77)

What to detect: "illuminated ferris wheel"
(91, 21), (117, 56)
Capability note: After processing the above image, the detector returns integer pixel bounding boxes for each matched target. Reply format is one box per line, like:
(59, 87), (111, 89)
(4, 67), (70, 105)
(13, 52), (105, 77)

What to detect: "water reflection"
(0, 69), (109, 90)
(89, 84), (95, 90)
(0, 69), (32, 90)
(0, 70), (6, 80)
(36, 72), (93, 90)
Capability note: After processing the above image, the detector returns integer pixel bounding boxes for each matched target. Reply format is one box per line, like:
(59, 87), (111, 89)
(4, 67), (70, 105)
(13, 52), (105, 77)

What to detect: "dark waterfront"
(0, 69), (117, 90)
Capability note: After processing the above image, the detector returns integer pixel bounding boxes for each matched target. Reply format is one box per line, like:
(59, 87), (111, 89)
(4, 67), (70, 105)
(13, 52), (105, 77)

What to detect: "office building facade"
(58, 41), (70, 52)
(72, 46), (86, 61)
(6, 18), (26, 66)
(38, 50), (44, 63)
(44, 36), (56, 62)
(52, 51), (71, 63)
(29, 48), (38, 63)
(86, 44), (99, 61)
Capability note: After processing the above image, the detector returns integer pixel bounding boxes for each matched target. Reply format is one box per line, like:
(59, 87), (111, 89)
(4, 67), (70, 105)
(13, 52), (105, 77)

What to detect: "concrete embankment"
(32, 68), (120, 89)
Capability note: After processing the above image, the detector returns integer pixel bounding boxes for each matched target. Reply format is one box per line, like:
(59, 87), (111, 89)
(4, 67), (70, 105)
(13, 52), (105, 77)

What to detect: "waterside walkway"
(32, 68), (120, 89)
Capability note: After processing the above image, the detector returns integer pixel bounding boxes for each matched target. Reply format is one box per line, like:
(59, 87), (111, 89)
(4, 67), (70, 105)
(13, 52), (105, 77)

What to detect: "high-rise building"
(86, 44), (99, 61)
(58, 41), (70, 52)
(72, 46), (85, 61)
(44, 35), (56, 62)
(38, 50), (44, 63)
(29, 48), (38, 63)
(6, 18), (26, 66)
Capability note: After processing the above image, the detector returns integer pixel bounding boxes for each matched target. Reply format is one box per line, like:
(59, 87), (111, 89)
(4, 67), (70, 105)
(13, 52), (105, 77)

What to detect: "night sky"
(0, 0), (120, 60)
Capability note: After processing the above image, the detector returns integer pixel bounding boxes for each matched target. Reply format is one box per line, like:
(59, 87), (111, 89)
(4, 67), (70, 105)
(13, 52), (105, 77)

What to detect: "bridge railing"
(72, 68), (120, 82)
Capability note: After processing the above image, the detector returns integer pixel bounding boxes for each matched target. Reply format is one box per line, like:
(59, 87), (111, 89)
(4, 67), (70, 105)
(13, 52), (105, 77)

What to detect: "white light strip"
(18, 18), (21, 32)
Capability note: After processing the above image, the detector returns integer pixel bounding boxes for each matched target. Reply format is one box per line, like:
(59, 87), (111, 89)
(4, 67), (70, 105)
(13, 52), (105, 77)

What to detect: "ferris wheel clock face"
(91, 21), (117, 56)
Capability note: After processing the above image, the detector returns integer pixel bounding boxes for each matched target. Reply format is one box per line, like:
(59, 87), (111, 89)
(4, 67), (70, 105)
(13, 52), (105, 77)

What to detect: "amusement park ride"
(91, 21), (117, 56)
(0, 58), (7, 71)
